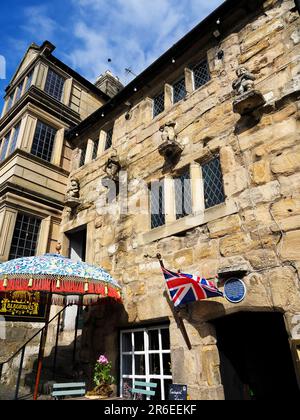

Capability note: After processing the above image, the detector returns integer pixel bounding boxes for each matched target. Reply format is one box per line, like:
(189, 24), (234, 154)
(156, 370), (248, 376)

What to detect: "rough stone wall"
(61, 0), (300, 399)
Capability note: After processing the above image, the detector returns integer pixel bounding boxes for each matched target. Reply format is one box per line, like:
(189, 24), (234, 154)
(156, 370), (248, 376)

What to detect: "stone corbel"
(65, 178), (81, 209)
(159, 122), (184, 166)
(232, 67), (266, 116)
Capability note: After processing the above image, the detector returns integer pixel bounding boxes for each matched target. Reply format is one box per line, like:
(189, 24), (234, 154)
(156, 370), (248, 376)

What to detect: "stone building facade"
(0, 0), (300, 400)
(0, 41), (110, 391)
(59, 0), (300, 400)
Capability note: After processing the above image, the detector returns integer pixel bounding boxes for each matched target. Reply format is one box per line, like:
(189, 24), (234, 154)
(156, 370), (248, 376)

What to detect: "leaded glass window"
(31, 121), (57, 163)
(0, 132), (11, 162)
(105, 128), (113, 150)
(175, 169), (192, 220)
(173, 77), (186, 104)
(15, 81), (24, 103)
(8, 122), (21, 155)
(193, 60), (210, 90)
(44, 68), (65, 101)
(92, 139), (99, 160)
(79, 146), (87, 167)
(151, 181), (165, 229)
(25, 70), (33, 92)
(153, 92), (165, 118)
(9, 214), (41, 259)
(202, 157), (226, 209)
(6, 93), (14, 112)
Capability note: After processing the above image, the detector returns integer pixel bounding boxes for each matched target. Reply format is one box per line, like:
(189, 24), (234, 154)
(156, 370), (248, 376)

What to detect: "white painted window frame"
(120, 325), (172, 401)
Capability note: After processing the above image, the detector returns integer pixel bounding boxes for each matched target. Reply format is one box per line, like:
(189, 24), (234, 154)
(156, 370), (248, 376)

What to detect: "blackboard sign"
(168, 384), (188, 400)
(0, 291), (48, 322)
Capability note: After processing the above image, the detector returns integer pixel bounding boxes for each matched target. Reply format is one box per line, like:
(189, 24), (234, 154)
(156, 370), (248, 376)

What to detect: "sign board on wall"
(168, 384), (188, 400)
(0, 291), (48, 322)
(224, 278), (247, 304)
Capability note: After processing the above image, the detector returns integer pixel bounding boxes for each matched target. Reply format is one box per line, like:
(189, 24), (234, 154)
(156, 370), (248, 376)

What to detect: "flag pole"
(157, 254), (192, 351)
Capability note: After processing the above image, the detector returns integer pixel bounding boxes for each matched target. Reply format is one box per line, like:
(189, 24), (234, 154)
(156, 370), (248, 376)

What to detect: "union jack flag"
(162, 267), (224, 307)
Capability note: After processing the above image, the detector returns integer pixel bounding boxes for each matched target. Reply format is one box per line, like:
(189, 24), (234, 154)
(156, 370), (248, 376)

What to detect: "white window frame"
(120, 325), (172, 400)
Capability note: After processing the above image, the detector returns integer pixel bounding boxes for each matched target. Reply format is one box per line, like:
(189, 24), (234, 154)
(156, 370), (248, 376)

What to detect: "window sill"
(139, 199), (238, 246)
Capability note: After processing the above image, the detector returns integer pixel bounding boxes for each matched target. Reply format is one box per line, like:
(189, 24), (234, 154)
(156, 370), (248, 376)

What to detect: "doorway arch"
(212, 311), (299, 400)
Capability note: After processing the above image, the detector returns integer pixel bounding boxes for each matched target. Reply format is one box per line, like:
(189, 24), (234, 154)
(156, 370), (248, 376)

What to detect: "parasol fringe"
(0, 277), (122, 305)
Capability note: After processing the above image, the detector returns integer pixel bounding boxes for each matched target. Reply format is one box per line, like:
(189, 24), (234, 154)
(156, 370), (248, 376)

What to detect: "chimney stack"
(95, 70), (124, 98)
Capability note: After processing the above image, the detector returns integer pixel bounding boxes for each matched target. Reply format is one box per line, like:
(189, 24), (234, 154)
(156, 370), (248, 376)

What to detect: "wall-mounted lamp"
(213, 18), (222, 39)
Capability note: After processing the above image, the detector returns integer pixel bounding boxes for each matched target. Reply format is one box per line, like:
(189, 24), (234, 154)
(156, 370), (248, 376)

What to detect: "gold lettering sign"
(0, 291), (47, 321)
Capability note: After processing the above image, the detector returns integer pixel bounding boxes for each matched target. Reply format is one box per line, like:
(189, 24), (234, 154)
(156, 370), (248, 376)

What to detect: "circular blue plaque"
(224, 278), (247, 304)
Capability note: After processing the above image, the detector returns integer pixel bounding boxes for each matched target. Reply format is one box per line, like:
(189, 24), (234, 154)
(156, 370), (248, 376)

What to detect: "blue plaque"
(224, 278), (247, 304)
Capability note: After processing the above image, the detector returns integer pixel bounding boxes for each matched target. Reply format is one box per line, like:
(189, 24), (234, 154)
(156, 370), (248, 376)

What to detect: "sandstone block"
(208, 215), (241, 239)
(173, 249), (194, 269)
(269, 267), (300, 311)
(136, 293), (172, 321)
(223, 167), (249, 196)
(246, 249), (278, 270)
(279, 230), (300, 261)
(237, 181), (281, 209)
(220, 146), (237, 174)
(271, 149), (300, 175)
(194, 240), (219, 259)
(218, 256), (251, 275)
(202, 346), (221, 387)
(271, 198), (300, 219)
(271, 215), (300, 233)
(220, 233), (256, 257)
(280, 173), (300, 197)
(239, 39), (270, 64)
(251, 160), (272, 185)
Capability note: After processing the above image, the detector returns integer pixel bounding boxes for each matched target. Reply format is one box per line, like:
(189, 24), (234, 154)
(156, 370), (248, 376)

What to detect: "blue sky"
(0, 0), (224, 109)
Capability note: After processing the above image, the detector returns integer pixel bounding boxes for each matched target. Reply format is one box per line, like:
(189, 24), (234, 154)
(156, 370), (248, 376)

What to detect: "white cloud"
(67, 0), (224, 84)
(22, 6), (57, 40)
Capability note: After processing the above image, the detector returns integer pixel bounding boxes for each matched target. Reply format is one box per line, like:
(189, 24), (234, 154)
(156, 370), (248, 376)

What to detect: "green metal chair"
(131, 381), (158, 400)
(51, 382), (86, 400)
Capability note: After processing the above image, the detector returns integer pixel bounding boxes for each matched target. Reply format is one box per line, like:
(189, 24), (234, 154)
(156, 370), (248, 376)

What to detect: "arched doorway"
(213, 312), (299, 400)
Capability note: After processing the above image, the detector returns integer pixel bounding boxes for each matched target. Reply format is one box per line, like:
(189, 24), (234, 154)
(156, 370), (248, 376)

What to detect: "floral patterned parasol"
(0, 254), (122, 305)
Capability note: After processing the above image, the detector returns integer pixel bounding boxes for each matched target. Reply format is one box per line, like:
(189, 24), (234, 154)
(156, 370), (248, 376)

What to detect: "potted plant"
(87, 355), (115, 399)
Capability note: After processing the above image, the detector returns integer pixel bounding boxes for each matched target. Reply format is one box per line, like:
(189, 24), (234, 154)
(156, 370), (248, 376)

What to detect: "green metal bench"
(51, 383), (86, 400)
(131, 381), (158, 400)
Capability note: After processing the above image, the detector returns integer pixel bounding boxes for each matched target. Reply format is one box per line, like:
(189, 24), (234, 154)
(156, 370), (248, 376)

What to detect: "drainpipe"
(295, 0), (300, 14)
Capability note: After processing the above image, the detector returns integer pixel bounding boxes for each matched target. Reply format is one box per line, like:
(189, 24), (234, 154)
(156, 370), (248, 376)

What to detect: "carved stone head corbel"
(232, 67), (266, 115)
(104, 153), (122, 182)
(65, 178), (81, 208)
(159, 122), (184, 164)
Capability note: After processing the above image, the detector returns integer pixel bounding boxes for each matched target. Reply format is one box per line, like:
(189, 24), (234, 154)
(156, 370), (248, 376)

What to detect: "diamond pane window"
(151, 181), (165, 229)
(173, 77), (186, 104)
(202, 157), (226, 209)
(175, 169), (192, 220)
(31, 121), (57, 163)
(9, 214), (41, 259)
(8, 122), (21, 155)
(105, 128), (113, 150)
(0, 132), (11, 162)
(44, 68), (65, 101)
(153, 92), (165, 118)
(92, 139), (99, 160)
(193, 60), (211, 90)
